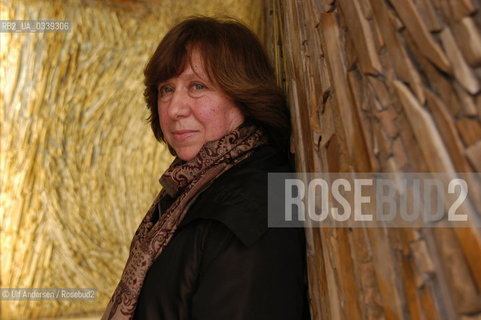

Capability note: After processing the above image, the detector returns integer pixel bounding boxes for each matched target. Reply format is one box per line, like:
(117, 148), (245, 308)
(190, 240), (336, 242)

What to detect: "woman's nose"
(167, 88), (191, 119)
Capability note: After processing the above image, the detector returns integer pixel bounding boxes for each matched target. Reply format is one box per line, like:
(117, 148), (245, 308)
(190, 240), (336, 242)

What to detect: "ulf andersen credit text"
(0, 288), (96, 301)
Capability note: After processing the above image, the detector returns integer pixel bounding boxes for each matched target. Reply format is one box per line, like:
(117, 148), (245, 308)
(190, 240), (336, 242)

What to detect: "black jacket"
(134, 145), (310, 319)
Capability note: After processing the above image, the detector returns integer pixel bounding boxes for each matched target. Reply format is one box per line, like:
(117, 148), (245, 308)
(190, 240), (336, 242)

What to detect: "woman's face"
(157, 49), (244, 161)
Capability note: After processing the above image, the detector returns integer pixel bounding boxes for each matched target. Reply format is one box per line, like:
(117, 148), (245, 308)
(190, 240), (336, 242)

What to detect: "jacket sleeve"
(191, 219), (309, 320)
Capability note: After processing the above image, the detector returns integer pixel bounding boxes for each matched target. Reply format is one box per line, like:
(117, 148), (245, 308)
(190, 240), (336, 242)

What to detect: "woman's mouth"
(172, 130), (198, 141)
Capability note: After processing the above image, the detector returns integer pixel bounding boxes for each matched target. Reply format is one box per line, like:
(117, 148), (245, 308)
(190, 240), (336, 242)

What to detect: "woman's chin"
(175, 148), (201, 161)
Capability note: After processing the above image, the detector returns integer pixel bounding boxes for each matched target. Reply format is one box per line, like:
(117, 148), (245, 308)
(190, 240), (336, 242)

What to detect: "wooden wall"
(265, 0), (481, 319)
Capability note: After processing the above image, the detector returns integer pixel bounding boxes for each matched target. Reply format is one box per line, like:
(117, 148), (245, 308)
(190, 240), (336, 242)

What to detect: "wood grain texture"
(266, 0), (481, 319)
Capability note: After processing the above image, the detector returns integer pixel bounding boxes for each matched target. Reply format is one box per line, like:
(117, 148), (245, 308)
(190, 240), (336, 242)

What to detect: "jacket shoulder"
(178, 145), (291, 246)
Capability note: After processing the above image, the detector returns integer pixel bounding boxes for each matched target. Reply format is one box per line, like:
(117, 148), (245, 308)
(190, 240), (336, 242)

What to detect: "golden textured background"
(0, 0), (263, 318)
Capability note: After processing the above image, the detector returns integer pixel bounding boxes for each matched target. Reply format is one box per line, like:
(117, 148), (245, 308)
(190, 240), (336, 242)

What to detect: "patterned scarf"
(102, 123), (267, 319)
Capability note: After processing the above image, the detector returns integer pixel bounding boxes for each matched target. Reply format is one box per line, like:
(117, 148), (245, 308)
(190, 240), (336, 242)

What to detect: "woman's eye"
(193, 83), (206, 90)
(159, 86), (174, 96)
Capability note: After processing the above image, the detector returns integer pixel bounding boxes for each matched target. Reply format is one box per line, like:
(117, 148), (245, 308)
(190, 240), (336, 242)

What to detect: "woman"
(102, 16), (310, 320)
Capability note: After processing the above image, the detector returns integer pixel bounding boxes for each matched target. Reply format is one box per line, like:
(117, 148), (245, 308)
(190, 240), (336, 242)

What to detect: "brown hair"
(143, 16), (290, 155)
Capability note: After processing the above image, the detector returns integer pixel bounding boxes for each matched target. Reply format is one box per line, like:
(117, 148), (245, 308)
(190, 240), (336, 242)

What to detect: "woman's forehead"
(167, 48), (211, 82)
(186, 49), (206, 74)
(176, 65), (207, 81)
